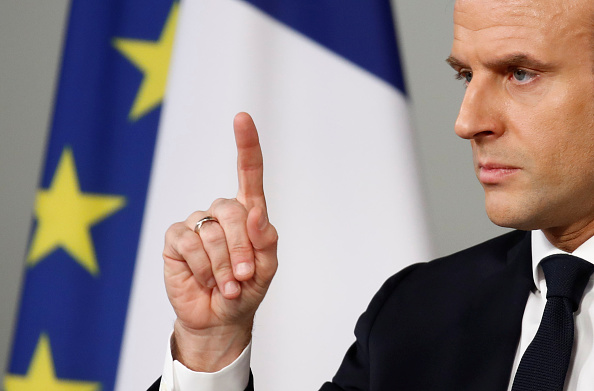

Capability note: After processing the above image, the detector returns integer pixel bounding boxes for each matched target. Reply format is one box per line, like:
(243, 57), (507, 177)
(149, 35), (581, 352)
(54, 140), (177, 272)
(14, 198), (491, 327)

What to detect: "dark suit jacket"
(149, 230), (534, 391)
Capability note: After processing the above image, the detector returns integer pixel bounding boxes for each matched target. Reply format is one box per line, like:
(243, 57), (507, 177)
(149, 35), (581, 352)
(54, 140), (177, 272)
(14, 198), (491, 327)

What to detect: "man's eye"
(512, 69), (535, 83)
(455, 71), (472, 84)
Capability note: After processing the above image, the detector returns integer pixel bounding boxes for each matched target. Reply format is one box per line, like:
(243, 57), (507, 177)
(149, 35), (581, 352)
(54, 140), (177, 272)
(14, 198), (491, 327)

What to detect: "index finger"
(234, 112), (266, 210)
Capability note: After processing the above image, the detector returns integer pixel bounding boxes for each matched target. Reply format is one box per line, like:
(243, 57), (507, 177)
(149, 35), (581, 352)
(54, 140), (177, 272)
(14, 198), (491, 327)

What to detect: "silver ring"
(194, 216), (218, 233)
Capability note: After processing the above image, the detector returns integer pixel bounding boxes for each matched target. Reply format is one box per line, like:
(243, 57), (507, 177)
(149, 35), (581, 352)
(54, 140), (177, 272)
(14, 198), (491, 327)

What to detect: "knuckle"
(268, 225), (279, 244)
(176, 230), (203, 255)
(198, 224), (226, 247)
(185, 210), (207, 225)
(211, 260), (233, 276)
(191, 261), (214, 281)
(165, 222), (185, 240)
(214, 200), (246, 222)
(228, 242), (253, 259)
(254, 225), (279, 251)
(211, 198), (230, 210)
(220, 207), (246, 224)
(164, 223), (197, 254)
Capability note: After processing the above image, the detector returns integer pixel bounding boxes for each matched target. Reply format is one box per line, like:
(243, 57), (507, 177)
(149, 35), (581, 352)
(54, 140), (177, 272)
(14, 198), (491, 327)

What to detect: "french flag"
(117, 0), (429, 389)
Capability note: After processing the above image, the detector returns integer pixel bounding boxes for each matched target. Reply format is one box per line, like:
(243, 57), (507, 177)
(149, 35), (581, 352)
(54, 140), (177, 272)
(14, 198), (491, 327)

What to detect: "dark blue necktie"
(511, 254), (594, 391)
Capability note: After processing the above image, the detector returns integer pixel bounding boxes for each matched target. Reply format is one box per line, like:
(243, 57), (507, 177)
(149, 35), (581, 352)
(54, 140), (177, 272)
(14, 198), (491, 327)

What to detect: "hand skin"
(163, 112), (278, 372)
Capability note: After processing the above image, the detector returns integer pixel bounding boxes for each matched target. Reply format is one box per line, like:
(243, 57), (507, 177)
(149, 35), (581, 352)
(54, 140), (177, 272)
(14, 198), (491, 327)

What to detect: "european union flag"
(5, 1), (177, 389)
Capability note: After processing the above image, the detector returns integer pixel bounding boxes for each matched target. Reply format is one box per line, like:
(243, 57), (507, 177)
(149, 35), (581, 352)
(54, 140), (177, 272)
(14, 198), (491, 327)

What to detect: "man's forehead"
(452, 0), (593, 51)
(452, 0), (545, 58)
(455, 0), (548, 10)
(454, 0), (594, 40)
(450, 0), (594, 72)
(454, 0), (589, 25)
(454, 0), (558, 26)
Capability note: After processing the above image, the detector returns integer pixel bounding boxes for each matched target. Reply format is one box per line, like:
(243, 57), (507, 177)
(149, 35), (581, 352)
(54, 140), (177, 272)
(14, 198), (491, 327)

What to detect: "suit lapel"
(458, 232), (534, 390)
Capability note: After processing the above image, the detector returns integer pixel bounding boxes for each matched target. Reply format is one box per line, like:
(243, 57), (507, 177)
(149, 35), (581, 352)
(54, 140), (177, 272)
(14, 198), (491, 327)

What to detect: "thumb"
(246, 206), (278, 284)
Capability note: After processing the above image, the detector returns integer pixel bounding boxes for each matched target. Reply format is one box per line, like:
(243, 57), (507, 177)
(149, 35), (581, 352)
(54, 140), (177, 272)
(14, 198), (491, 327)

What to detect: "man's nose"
(454, 78), (502, 140)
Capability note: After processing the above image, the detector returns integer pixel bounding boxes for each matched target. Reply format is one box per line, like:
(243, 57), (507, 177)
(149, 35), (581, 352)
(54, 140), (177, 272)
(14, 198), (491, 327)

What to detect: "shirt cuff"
(160, 331), (252, 391)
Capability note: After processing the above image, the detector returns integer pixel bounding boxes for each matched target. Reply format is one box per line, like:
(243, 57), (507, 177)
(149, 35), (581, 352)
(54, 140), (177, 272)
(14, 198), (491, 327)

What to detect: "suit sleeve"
(319, 263), (422, 391)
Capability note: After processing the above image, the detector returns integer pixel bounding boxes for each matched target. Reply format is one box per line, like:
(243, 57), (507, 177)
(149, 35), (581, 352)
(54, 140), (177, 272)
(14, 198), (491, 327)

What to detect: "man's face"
(450, 0), (594, 236)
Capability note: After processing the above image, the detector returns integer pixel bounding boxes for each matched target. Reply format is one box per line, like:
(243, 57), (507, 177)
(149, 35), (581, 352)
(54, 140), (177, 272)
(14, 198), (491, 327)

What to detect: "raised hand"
(163, 113), (278, 372)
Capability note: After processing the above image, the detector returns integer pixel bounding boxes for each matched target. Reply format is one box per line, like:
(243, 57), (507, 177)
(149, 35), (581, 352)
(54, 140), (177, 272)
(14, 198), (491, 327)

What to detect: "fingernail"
(225, 281), (240, 295)
(258, 212), (268, 230)
(236, 262), (253, 277)
(206, 277), (216, 289)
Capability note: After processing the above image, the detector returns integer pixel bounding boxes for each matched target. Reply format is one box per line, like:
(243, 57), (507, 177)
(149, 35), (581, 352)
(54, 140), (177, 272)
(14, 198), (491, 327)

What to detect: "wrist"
(172, 319), (252, 372)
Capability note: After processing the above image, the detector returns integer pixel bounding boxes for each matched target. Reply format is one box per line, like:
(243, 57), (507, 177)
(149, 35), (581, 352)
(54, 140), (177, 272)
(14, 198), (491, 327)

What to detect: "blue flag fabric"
(5, 1), (176, 389)
(241, 0), (407, 93)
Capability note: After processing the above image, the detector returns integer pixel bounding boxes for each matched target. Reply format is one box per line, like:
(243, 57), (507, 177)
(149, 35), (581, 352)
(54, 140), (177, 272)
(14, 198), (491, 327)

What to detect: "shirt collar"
(531, 230), (594, 292)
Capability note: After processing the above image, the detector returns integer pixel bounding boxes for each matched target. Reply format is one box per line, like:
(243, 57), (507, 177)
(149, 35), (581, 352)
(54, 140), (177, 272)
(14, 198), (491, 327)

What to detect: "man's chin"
(484, 201), (538, 231)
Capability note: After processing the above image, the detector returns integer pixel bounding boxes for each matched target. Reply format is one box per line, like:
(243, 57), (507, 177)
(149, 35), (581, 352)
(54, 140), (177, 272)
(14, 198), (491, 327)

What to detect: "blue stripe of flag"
(241, 0), (407, 94)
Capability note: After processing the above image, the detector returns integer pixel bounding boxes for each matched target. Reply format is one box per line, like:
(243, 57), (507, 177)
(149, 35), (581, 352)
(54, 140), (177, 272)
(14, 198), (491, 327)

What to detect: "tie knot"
(541, 254), (594, 312)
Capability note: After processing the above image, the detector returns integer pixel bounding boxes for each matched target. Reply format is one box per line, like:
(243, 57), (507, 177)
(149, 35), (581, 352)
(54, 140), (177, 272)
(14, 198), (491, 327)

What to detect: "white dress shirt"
(162, 230), (594, 390)
(506, 230), (594, 391)
(159, 334), (251, 391)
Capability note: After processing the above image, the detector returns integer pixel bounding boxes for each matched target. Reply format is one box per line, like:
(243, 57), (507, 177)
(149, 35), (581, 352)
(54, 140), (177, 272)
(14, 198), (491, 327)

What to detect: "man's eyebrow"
(445, 53), (554, 71)
(484, 53), (553, 70)
(446, 55), (466, 70)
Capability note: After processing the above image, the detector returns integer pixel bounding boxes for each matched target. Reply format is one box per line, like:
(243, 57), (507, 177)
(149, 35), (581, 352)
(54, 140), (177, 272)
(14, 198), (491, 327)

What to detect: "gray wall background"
(0, 0), (509, 382)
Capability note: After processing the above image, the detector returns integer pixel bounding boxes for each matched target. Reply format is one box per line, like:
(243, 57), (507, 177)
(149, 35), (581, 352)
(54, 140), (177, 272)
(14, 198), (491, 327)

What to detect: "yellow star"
(4, 334), (101, 391)
(113, 3), (179, 120)
(27, 147), (126, 276)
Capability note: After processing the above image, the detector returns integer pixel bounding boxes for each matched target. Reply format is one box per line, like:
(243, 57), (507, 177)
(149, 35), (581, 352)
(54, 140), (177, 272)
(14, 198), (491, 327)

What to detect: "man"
(152, 0), (594, 389)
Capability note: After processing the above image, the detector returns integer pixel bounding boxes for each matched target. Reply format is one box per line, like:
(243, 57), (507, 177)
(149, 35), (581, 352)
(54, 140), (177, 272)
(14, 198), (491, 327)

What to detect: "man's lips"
(477, 163), (520, 184)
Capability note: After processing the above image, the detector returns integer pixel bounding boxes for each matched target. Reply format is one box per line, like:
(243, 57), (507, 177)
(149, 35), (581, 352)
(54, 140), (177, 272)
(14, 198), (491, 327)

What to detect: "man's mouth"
(477, 162), (520, 185)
